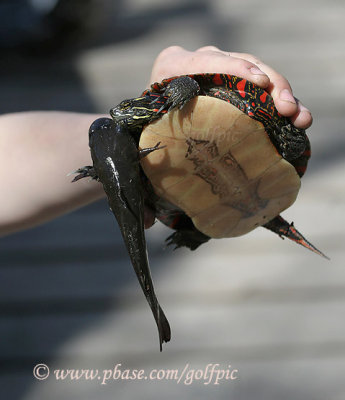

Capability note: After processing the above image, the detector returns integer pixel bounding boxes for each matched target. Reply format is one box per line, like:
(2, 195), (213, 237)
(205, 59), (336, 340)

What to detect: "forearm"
(0, 111), (105, 236)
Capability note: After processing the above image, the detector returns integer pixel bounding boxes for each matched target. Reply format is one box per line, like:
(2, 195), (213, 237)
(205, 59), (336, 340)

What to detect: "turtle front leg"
(81, 117), (171, 350)
(152, 76), (200, 112)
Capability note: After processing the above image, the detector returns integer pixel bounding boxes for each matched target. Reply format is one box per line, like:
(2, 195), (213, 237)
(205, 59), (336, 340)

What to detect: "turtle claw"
(139, 141), (166, 159)
(149, 97), (169, 114)
(165, 229), (210, 251)
(157, 103), (167, 113)
(150, 96), (160, 105)
(149, 96), (168, 114)
(70, 166), (98, 182)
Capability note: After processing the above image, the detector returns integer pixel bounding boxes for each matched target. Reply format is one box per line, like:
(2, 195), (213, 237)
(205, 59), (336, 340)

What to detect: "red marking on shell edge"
(162, 77), (176, 84)
(212, 74), (224, 86)
(248, 111), (254, 117)
(257, 108), (272, 119)
(260, 92), (268, 103)
(236, 79), (246, 98)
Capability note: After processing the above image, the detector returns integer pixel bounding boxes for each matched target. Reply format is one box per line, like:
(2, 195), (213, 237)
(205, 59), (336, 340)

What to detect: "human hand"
(149, 46), (312, 129)
(144, 46), (313, 228)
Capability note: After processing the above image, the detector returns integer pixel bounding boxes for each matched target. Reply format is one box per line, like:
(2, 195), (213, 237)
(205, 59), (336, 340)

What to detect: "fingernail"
(250, 67), (267, 75)
(280, 89), (296, 104)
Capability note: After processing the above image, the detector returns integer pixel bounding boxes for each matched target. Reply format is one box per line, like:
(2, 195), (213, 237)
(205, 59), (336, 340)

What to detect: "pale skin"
(0, 46), (312, 237)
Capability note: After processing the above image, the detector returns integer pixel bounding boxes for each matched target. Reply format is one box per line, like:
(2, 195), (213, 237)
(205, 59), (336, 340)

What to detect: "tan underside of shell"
(139, 96), (301, 238)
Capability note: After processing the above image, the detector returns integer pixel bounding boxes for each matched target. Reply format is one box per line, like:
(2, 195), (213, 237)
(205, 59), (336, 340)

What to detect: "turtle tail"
(264, 215), (329, 259)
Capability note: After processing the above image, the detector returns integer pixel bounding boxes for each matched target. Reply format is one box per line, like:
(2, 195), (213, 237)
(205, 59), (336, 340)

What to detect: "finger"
(289, 99), (313, 129)
(149, 48), (313, 129)
(194, 47), (270, 87)
(196, 45), (222, 52)
(150, 47), (270, 87)
(229, 52), (299, 117)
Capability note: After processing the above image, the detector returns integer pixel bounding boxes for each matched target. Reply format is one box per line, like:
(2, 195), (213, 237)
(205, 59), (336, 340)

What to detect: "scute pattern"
(140, 96), (301, 238)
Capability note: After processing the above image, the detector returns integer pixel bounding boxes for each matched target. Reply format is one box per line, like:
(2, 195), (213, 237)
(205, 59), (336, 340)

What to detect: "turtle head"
(110, 97), (154, 131)
(110, 100), (132, 122)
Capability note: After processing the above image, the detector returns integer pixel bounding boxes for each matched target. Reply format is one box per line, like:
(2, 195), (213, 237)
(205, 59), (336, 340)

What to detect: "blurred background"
(0, 0), (344, 399)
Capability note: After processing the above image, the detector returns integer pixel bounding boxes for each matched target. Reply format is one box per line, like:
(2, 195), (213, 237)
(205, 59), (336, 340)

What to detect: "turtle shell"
(139, 95), (301, 238)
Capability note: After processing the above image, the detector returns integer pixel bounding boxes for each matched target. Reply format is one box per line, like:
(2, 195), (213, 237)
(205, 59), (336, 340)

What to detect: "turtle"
(72, 73), (328, 351)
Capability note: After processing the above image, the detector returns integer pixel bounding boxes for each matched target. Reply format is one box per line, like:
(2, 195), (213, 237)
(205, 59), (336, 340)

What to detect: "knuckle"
(236, 52), (262, 65)
(251, 57), (262, 65)
(196, 45), (220, 52)
(159, 45), (184, 56)
(243, 52), (256, 60)
(233, 57), (253, 67)
(152, 46), (185, 74)
(153, 46), (183, 66)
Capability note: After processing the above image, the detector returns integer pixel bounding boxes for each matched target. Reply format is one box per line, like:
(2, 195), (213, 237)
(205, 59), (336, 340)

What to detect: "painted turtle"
(73, 73), (327, 350)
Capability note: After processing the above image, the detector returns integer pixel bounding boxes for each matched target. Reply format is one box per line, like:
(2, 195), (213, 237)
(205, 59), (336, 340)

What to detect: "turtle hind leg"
(166, 229), (210, 251)
(70, 166), (99, 182)
(264, 215), (329, 259)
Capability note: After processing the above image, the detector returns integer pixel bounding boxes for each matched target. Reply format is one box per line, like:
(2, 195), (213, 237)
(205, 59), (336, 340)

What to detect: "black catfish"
(75, 117), (170, 350)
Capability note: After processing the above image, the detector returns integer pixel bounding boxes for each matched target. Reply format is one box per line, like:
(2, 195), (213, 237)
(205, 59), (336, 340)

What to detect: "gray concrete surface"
(0, 0), (344, 399)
